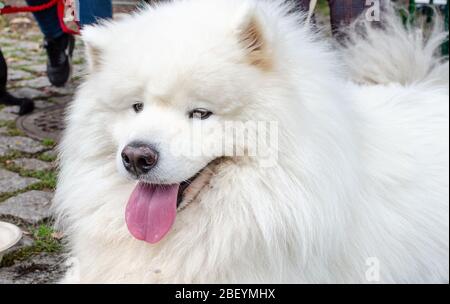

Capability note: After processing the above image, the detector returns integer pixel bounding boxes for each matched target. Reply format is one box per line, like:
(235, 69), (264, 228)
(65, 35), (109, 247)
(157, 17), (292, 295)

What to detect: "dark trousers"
(25, 0), (113, 39)
(0, 48), (7, 94)
(1, 48), (33, 111)
(297, 0), (368, 34)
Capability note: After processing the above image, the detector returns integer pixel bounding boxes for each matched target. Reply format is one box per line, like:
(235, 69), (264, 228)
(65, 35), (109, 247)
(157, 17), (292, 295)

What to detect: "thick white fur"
(340, 3), (449, 87)
(55, 0), (449, 283)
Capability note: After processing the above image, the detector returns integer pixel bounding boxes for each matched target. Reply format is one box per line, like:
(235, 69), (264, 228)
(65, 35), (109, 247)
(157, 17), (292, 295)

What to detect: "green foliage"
(38, 152), (57, 162)
(32, 225), (63, 253)
(0, 224), (63, 268)
(42, 138), (56, 147)
(0, 120), (26, 137)
(0, 156), (58, 202)
(27, 170), (57, 189)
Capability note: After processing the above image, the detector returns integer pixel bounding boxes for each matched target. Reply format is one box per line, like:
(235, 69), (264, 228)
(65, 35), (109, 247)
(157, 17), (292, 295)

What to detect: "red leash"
(0, 0), (59, 14)
(0, 0), (80, 35)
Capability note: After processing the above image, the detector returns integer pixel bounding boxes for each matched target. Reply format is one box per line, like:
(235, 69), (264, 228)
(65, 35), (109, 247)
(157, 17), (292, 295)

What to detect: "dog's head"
(76, 0), (304, 244)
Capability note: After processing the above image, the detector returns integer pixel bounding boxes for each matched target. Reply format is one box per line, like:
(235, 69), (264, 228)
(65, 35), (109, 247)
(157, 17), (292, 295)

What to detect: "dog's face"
(80, 0), (277, 244)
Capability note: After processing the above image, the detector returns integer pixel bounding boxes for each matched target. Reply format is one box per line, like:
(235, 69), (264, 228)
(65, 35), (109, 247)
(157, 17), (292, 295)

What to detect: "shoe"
(0, 91), (35, 116)
(44, 33), (75, 87)
(17, 97), (35, 115)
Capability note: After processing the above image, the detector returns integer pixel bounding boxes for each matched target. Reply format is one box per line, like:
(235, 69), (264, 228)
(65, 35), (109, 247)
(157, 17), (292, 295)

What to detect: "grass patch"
(6, 128), (26, 137)
(0, 149), (57, 164)
(19, 66), (42, 75)
(37, 152), (57, 162)
(1, 51), (27, 61)
(0, 120), (26, 137)
(0, 246), (38, 268)
(25, 170), (57, 189)
(0, 189), (26, 203)
(0, 150), (28, 163)
(3, 161), (57, 190)
(0, 120), (16, 129)
(0, 189), (27, 203)
(0, 181), (55, 203)
(0, 224), (63, 268)
(32, 224), (63, 253)
(42, 138), (56, 148)
(0, 156), (58, 202)
(27, 34), (44, 43)
(0, 16), (8, 29)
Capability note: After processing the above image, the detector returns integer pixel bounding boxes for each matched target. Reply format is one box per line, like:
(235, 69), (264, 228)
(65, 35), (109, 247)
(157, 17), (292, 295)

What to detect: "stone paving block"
(44, 83), (77, 96)
(12, 158), (53, 171)
(12, 87), (47, 100)
(8, 69), (32, 81)
(0, 169), (39, 193)
(0, 37), (17, 45)
(34, 100), (55, 109)
(3, 234), (35, 257)
(5, 49), (28, 59)
(50, 95), (73, 105)
(0, 253), (65, 284)
(15, 40), (40, 51)
(40, 149), (58, 160)
(24, 64), (47, 74)
(0, 127), (8, 135)
(0, 191), (53, 224)
(0, 106), (19, 121)
(0, 146), (8, 157)
(0, 46), (15, 53)
(0, 136), (46, 155)
(17, 76), (51, 89)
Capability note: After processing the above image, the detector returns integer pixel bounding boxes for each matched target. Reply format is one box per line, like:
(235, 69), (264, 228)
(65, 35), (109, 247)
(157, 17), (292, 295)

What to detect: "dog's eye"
(189, 109), (213, 120)
(133, 102), (144, 113)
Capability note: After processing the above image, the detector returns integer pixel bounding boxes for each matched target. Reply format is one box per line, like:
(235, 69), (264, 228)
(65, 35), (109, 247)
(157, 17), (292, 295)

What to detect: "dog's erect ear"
(235, 6), (272, 71)
(81, 25), (110, 73)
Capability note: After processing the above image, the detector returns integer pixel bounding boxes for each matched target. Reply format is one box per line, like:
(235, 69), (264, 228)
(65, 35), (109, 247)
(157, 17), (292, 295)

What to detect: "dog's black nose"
(121, 142), (158, 177)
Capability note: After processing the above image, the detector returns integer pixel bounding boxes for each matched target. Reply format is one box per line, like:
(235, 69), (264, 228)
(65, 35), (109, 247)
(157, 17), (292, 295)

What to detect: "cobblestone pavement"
(0, 2), (143, 284)
(0, 13), (86, 284)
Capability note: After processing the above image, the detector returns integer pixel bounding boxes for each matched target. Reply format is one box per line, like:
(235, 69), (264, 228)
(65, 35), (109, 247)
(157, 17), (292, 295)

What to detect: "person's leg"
(294, 0), (311, 12)
(25, 0), (63, 39)
(26, 0), (74, 87)
(294, 0), (368, 38)
(25, 0), (112, 87)
(78, 0), (113, 26)
(0, 48), (6, 92)
(328, 0), (367, 36)
(0, 48), (35, 115)
(43, 33), (75, 87)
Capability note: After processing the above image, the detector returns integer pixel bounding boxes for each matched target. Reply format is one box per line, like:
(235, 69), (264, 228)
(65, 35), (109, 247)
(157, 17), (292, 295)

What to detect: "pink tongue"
(125, 183), (179, 244)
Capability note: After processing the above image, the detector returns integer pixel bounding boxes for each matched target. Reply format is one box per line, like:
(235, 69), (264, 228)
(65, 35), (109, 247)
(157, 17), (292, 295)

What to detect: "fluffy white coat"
(54, 0), (449, 283)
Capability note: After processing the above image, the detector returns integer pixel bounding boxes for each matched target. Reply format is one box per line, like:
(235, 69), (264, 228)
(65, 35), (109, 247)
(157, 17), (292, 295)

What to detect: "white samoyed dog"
(55, 0), (449, 283)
